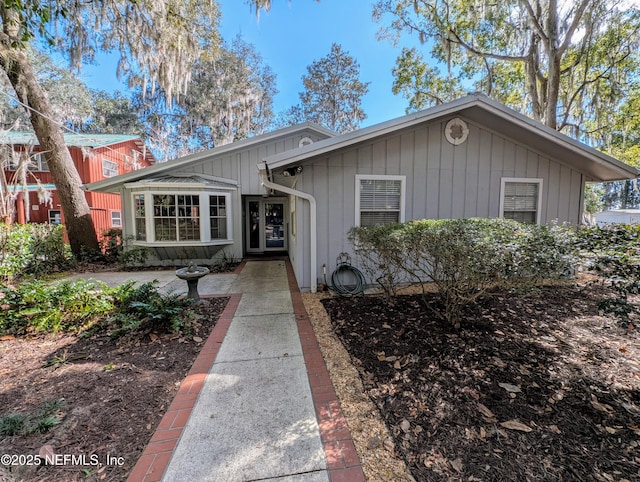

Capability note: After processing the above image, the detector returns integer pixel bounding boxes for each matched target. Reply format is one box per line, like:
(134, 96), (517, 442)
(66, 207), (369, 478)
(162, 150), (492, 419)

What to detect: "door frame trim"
(244, 196), (288, 253)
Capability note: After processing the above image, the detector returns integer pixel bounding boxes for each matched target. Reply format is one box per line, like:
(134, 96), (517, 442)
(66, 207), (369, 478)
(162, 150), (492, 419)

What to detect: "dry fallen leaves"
(477, 403), (497, 422)
(591, 395), (615, 414)
(498, 382), (522, 393)
(500, 420), (533, 432)
(450, 457), (464, 473)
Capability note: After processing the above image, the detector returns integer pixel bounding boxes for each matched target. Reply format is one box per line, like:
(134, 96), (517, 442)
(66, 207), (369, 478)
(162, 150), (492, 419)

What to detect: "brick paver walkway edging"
(128, 259), (365, 482)
(126, 293), (242, 482)
(285, 261), (366, 482)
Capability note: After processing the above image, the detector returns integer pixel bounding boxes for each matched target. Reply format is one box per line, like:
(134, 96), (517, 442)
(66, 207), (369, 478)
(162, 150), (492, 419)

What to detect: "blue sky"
(79, 0), (425, 128)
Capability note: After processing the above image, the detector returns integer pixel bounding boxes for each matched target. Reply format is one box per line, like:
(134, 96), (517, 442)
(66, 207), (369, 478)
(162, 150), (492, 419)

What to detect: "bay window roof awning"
(123, 174), (238, 190)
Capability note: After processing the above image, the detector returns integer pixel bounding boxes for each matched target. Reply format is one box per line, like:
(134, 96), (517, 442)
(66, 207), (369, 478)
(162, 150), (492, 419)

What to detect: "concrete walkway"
(162, 260), (327, 481)
(120, 260), (365, 482)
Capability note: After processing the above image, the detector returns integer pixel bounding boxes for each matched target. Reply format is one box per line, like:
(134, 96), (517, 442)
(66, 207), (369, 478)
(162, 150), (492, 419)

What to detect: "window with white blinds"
(356, 175), (405, 227)
(500, 178), (542, 224)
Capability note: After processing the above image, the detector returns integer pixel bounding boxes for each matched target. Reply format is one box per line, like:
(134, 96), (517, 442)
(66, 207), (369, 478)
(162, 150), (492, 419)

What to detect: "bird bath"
(176, 263), (210, 302)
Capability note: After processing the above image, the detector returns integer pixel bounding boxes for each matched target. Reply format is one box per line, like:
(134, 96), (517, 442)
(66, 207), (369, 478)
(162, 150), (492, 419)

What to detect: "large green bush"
(576, 224), (640, 327)
(349, 218), (576, 327)
(0, 223), (74, 281)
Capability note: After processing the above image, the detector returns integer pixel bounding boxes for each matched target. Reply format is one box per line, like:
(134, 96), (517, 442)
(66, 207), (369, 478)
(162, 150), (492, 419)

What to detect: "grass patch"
(0, 399), (66, 439)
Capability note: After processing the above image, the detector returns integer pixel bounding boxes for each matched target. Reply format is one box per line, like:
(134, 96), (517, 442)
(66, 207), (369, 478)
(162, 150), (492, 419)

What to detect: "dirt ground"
(0, 297), (228, 482)
(3, 272), (640, 482)
(317, 282), (640, 481)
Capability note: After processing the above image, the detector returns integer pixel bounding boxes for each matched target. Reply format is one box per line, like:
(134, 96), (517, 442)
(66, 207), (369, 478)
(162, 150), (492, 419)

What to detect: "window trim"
(48, 209), (61, 225)
(102, 159), (119, 178)
(499, 177), (543, 225)
(355, 174), (406, 227)
(131, 190), (233, 245)
(110, 210), (122, 228)
(32, 153), (49, 172)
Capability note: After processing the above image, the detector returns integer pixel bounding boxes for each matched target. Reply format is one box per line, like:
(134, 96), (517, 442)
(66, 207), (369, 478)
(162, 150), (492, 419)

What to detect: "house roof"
(86, 122), (335, 192)
(596, 209), (640, 215)
(124, 174), (238, 190)
(0, 131), (138, 148)
(0, 131), (157, 165)
(264, 94), (639, 182)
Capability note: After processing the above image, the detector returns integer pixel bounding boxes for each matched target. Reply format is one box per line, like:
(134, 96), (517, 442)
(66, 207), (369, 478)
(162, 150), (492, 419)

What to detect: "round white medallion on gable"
(299, 137), (314, 148)
(444, 118), (469, 145)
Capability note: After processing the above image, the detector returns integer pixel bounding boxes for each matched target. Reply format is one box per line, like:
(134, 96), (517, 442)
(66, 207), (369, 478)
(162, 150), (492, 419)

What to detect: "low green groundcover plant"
(0, 399), (66, 439)
(0, 279), (194, 337)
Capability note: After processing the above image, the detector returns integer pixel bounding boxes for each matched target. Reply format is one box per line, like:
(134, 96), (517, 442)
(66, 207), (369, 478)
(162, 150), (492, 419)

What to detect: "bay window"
(132, 191), (232, 243)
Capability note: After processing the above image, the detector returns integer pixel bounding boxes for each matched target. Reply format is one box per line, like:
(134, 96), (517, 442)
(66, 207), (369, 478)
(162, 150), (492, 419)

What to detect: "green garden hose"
(328, 253), (366, 296)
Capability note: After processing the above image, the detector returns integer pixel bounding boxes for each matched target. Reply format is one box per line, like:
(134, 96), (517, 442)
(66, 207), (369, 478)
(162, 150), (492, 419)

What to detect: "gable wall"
(288, 117), (585, 289)
(175, 129), (329, 195)
(119, 128), (332, 263)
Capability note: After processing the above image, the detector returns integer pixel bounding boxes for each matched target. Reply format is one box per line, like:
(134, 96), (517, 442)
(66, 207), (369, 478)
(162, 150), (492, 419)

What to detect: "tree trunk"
(622, 180), (631, 209)
(545, 52), (561, 129)
(0, 41), (99, 257)
(545, 0), (560, 129)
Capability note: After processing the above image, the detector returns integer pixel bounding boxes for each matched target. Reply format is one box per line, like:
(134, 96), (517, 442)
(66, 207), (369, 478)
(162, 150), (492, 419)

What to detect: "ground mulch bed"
(0, 297), (228, 482)
(321, 283), (640, 481)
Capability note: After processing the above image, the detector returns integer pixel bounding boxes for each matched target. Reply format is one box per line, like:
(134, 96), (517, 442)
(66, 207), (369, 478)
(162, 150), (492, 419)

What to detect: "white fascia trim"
(132, 240), (234, 247)
(124, 181), (237, 190)
(258, 161), (318, 293)
(86, 124), (335, 192)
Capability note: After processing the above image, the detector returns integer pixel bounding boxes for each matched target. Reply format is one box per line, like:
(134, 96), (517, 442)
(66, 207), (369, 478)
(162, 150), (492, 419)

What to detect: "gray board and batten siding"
(114, 125), (333, 263)
(86, 95), (637, 290)
(163, 126), (333, 195)
(277, 117), (586, 291)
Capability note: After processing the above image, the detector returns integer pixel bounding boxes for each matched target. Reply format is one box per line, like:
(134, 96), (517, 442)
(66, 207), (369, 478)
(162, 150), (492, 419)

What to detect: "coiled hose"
(327, 253), (366, 296)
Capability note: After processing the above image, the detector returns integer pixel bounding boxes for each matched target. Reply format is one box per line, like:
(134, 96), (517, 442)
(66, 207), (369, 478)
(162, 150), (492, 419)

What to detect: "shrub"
(118, 245), (150, 269)
(0, 223), (74, 281)
(503, 221), (577, 282)
(110, 282), (194, 336)
(348, 222), (405, 299)
(0, 279), (194, 337)
(0, 279), (113, 335)
(576, 224), (640, 328)
(100, 227), (123, 262)
(349, 218), (576, 327)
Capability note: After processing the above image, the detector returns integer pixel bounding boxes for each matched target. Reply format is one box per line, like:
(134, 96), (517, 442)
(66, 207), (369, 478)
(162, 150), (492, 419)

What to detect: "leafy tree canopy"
(375, 0), (640, 140)
(4, 0), (221, 100)
(137, 35), (277, 160)
(0, 0), (221, 256)
(281, 43), (370, 133)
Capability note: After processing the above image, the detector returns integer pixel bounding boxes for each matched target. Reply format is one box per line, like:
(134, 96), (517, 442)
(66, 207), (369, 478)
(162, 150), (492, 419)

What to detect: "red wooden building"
(1, 132), (156, 238)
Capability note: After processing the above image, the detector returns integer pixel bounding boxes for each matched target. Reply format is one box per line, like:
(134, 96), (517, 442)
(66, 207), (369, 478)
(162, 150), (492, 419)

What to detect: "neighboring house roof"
(596, 209), (640, 215)
(0, 131), (157, 165)
(86, 122), (335, 192)
(264, 94), (639, 182)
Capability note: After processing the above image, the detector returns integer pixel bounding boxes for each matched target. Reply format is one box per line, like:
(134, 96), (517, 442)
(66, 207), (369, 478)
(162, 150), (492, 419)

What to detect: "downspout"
(258, 161), (317, 293)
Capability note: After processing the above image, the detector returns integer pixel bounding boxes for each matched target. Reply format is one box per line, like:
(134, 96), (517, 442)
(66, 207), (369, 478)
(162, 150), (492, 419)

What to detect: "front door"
(246, 197), (287, 253)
